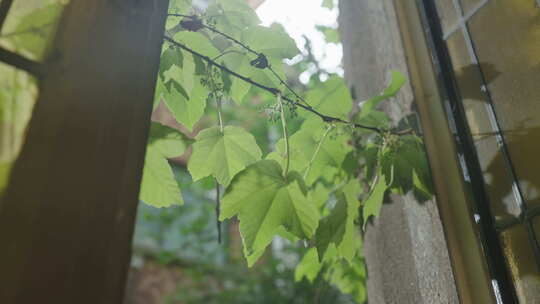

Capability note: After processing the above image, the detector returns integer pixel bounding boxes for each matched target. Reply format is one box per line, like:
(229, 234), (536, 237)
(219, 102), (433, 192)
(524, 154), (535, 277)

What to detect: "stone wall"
(338, 1), (459, 303)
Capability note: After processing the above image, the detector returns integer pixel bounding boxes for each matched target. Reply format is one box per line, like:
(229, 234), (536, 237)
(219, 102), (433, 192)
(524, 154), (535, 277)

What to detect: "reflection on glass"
(468, 0), (540, 209)
(0, 62), (38, 197)
(460, 0), (487, 17)
(434, 0), (458, 34)
(0, 0), (68, 61)
(445, 31), (520, 220)
(500, 225), (540, 303)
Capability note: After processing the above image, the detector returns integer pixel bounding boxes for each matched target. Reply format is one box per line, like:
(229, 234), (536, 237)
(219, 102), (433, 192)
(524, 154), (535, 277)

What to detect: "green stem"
(303, 125), (333, 180)
(207, 64), (224, 133)
(277, 93), (290, 177)
(216, 98), (224, 133)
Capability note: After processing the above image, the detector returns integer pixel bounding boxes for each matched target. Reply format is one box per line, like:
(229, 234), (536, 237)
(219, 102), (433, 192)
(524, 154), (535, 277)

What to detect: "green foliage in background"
(0, 0), (68, 196)
(139, 0), (434, 302)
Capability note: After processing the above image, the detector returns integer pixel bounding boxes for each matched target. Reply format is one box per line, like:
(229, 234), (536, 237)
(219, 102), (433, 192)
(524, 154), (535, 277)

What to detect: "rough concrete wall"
(338, 1), (460, 303)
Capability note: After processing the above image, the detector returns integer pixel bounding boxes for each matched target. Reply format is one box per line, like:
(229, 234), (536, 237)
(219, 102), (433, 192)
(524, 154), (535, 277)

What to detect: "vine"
(140, 0), (434, 302)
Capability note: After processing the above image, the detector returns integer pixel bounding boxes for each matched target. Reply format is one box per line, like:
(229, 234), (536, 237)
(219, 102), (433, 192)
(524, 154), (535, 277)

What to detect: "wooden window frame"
(393, 0), (510, 302)
(0, 1), (170, 303)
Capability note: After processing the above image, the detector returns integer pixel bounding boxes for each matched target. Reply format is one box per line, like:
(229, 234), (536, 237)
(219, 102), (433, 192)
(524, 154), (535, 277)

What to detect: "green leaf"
(303, 76), (353, 121)
(147, 122), (192, 157)
(295, 248), (322, 283)
(315, 180), (361, 262)
(173, 31), (221, 59)
(153, 77), (166, 110)
(159, 47), (183, 78)
(356, 109), (391, 131)
(188, 126), (262, 186)
(380, 135), (432, 198)
(217, 0), (261, 27)
(322, 0), (335, 9)
(310, 183), (331, 212)
(220, 160), (320, 266)
(359, 70), (406, 118)
(205, 0), (260, 39)
(269, 123), (351, 185)
(1, 3), (64, 60)
(363, 171), (388, 225)
(140, 150), (183, 207)
(140, 123), (189, 207)
(162, 79), (207, 131)
(326, 257), (367, 304)
(316, 25), (340, 43)
(241, 24), (300, 59)
(220, 51), (283, 93)
(168, 0), (192, 13)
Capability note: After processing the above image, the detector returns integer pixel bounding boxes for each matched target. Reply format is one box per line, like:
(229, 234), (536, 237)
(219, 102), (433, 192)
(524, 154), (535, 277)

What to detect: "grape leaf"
(188, 126), (262, 186)
(173, 31), (221, 59)
(220, 160), (320, 266)
(2, 3), (64, 60)
(363, 171), (388, 225)
(168, 0), (192, 13)
(302, 76), (353, 120)
(326, 257), (367, 304)
(217, 0), (261, 28)
(221, 51), (284, 99)
(153, 77), (167, 110)
(380, 135), (432, 198)
(269, 122), (351, 185)
(315, 180), (361, 262)
(147, 122), (192, 157)
(140, 123), (190, 207)
(358, 70), (406, 118)
(205, 0), (261, 39)
(140, 151), (183, 207)
(322, 0), (335, 9)
(241, 24), (300, 59)
(295, 248), (322, 283)
(316, 25), (340, 43)
(159, 47), (183, 78)
(162, 78), (207, 131)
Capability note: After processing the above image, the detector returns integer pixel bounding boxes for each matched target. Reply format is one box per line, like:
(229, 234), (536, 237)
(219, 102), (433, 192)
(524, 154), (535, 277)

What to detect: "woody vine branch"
(164, 14), (412, 135)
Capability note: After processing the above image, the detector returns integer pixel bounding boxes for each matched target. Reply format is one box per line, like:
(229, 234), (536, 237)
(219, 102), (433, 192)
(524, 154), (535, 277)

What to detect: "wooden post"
(0, 1), (169, 303)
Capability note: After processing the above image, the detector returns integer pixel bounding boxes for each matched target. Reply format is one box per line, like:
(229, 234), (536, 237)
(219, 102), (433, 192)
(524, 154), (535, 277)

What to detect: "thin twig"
(268, 66), (310, 106)
(163, 36), (387, 134)
(216, 183), (222, 244)
(206, 63), (224, 244)
(277, 93), (290, 177)
(212, 49), (245, 61)
(169, 14), (311, 106)
(304, 125), (333, 179)
(167, 13), (194, 18)
(202, 24), (259, 56)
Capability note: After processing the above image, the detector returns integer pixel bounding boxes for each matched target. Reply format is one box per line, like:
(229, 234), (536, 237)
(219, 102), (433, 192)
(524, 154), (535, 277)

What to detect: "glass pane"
(0, 61), (38, 197)
(499, 225), (540, 303)
(446, 31), (520, 220)
(0, 0), (68, 61)
(434, 0), (459, 34)
(460, 0), (488, 16)
(536, 216), (540, 248)
(468, 1), (540, 209)
(533, 215), (540, 246)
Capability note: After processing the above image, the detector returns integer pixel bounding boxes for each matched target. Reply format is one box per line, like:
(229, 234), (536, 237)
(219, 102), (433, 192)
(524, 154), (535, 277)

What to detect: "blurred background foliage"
(0, 0), (366, 302)
(126, 2), (366, 302)
(127, 165), (357, 304)
(0, 0), (68, 196)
